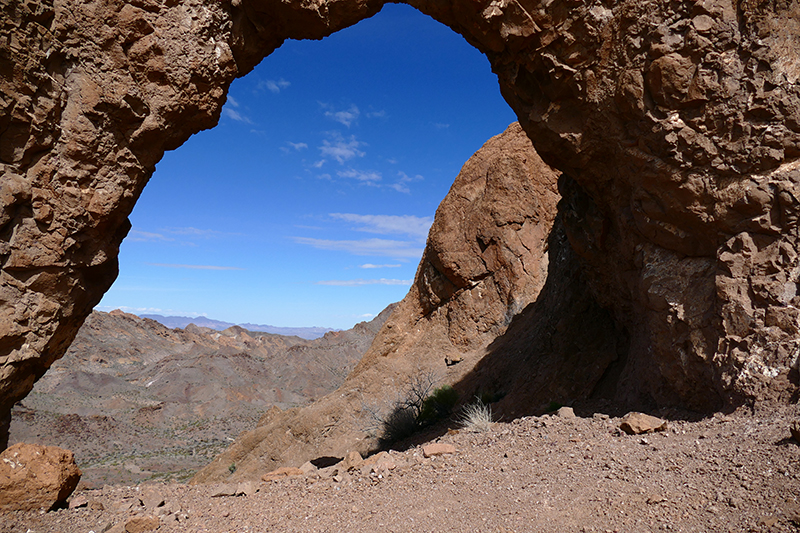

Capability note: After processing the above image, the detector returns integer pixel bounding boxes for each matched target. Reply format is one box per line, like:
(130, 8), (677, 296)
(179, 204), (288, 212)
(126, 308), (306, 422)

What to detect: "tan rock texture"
(1, 0), (799, 451)
(0, 442), (81, 511)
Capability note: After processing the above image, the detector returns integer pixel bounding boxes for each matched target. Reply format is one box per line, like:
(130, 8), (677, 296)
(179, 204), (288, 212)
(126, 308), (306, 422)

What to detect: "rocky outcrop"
(1, 0), (799, 450)
(0, 442), (81, 511)
(191, 122), (575, 482)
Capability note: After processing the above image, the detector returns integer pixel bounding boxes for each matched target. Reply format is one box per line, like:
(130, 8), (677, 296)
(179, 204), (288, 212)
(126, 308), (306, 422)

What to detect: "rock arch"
(1, 0), (799, 448)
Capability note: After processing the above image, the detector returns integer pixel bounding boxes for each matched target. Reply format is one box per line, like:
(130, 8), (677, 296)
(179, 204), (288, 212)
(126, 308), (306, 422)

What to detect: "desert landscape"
(9, 307), (392, 487)
(2, 0), (800, 531)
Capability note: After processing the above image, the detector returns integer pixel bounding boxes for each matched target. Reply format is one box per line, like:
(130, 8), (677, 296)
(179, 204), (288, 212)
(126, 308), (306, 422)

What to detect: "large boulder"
(0, 442), (81, 511)
(1, 0), (798, 451)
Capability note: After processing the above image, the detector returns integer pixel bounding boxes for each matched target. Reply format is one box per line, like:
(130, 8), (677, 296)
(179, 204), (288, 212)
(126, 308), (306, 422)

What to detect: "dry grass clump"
(457, 401), (493, 433)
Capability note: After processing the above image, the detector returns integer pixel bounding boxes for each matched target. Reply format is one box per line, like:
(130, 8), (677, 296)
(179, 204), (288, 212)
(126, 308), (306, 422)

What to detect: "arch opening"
(96, 3), (516, 331)
(2, 0), (798, 458)
(8, 4), (522, 484)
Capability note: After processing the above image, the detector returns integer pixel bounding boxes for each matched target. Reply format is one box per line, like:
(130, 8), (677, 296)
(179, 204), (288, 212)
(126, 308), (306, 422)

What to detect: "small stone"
(140, 487), (165, 509)
(422, 443), (456, 458)
(556, 406), (576, 419)
(341, 450), (363, 471)
(235, 481), (258, 496)
(299, 461), (317, 475)
(210, 484), (238, 497)
(317, 466), (336, 479)
(124, 515), (160, 533)
(620, 412), (668, 435)
(89, 500), (105, 511)
(759, 516), (779, 528)
(69, 494), (89, 509)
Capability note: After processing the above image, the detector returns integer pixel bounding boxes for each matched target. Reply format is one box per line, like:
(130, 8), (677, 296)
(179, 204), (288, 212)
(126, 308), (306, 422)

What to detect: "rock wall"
(1, 0), (799, 450)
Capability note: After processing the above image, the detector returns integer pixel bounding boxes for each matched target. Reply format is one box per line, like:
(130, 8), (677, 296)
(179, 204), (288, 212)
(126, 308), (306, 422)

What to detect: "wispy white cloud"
(337, 169), (382, 184)
(287, 142), (308, 151)
(366, 110), (386, 118)
(329, 213), (432, 241)
(259, 78), (290, 93)
(360, 263), (402, 269)
(323, 104), (360, 127)
(319, 133), (365, 164)
(316, 278), (412, 286)
(147, 263), (245, 271)
(128, 230), (174, 242)
(293, 237), (423, 259)
(389, 171), (423, 194)
(433, 122), (450, 129)
(222, 106), (253, 124)
(227, 95), (240, 107)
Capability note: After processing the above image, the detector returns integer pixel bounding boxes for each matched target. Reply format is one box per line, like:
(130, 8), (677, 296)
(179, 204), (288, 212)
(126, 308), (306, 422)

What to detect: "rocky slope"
(9, 307), (393, 487)
(1, 0), (799, 453)
(2, 403), (799, 532)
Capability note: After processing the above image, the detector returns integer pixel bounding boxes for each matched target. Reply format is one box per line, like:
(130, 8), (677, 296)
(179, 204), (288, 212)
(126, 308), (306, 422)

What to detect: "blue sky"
(96, 4), (517, 329)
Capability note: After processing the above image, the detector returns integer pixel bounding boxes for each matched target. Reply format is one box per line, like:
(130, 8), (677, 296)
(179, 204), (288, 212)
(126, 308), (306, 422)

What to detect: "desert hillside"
(9, 306), (394, 487)
(2, 402), (798, 532)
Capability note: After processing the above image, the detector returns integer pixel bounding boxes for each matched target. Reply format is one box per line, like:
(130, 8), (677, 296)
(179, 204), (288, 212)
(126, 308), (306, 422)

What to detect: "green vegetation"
(379, 373), (460, 446)
(546, 400), (563, 413)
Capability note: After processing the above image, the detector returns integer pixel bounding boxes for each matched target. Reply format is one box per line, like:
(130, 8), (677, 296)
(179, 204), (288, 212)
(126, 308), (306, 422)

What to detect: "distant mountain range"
(10, 305), (395, 486)
(139, 314), (335, 340)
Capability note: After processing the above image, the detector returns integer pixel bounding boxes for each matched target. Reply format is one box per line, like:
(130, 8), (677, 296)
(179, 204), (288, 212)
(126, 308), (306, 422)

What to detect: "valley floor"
(2, 403), (798, 533)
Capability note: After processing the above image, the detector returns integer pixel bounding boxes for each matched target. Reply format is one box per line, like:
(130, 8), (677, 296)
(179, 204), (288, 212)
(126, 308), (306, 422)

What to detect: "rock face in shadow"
(1, 0), (799, 450)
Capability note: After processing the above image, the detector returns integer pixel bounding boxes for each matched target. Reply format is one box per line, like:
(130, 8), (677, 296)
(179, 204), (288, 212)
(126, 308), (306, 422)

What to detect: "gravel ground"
(3, 404), (799, 533)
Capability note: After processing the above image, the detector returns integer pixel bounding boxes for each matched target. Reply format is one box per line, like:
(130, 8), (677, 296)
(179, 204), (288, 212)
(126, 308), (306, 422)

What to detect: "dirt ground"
(3, 402), (799, 533)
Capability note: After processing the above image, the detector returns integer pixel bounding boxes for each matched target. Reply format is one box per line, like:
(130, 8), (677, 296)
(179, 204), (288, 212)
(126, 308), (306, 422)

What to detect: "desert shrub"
(378, 373), (459, 446)
(457, 400), (493, 433)
(419, 385), (459, 424)
(478, 389), (506, 405)
(380, 405), (419, 445)
(546, 400), (563, 413)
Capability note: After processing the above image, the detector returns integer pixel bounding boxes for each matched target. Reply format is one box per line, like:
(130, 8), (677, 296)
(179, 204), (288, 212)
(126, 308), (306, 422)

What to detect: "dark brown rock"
(0, 442), (81, 511)
(1, 0), (799, 453)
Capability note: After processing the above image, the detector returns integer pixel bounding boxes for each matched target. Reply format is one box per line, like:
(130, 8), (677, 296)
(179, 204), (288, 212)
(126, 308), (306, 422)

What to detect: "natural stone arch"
(1, 0), (799, 450)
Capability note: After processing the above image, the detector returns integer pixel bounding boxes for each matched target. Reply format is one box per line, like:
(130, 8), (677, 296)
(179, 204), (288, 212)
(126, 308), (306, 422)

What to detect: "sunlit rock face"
(1, 0), (798, 449)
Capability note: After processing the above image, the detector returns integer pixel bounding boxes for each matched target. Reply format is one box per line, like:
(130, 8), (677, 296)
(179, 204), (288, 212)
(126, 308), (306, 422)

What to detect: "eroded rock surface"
(0, 442), (81, 511)
(1, 0), (799, 451)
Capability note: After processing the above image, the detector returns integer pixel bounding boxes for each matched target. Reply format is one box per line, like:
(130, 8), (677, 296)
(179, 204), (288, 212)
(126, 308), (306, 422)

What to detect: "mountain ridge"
(139, 314), (336, 339)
